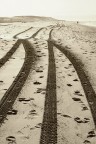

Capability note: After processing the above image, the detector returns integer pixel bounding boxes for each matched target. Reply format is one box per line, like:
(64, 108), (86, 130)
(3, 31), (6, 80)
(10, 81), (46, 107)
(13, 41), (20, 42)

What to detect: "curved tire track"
(29, 28), (44, 39)
(13, 27), (44, 40)
(13, 27), (33, 39)
(40, 41), (57, 144)
(51, 41), (96, 126)
(0, 39), (36, 124)
(0, 40), (21, 68)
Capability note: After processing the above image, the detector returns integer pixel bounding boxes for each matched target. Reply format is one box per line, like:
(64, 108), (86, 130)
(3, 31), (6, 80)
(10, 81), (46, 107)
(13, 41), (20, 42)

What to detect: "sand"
(0, 43), (25, 101)
(51, 22), (96, 92)
(0, 20), (96, 144)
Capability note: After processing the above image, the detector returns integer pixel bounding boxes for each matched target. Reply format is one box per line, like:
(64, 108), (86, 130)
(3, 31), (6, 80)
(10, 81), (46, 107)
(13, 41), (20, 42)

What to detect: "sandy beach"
(0, 18), (96, 144)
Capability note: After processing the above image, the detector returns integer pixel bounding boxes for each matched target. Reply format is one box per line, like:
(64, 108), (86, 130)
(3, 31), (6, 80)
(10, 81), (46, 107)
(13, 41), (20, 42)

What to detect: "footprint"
(6, 136), (16, 143)
(84, 118), (90, 123)
(82, 106), (88, 111)
(34, 42), (38, 44)
(39, 66), (43, 68)
(37, 50), (41, 52)
(64, 67), (69, 69)
(39, 76), (44, 78)
(72, 70), (75, 72)
(37, 55), (42, 57)
(38, 123), (42, 126)
(68, 74), (72, 76)
(74, 91), (83, 96)
(36, 88), (46, 93)
(18, 98), (34, 102)
(7, 109), (17, 115)
(62, 114), (71, 118)
(41, 91), (46, 95)
(29, 110), (37, 115)
(67, 84), (72, 87)
(91, 51), (94, 53)
(33, 81), (42, 85)
(74, 117), (90, 123)
(59, 55), (62, 57)
(35, 123), (42, 128)
(36, 70), (43, 73)
(72, 97), (81, 102)
(69, 63), (72, 66)
(3, 89), (7, 91)
(74, 117), (83, 123)
(35, 125), (41, 128)
(87, 130), (96, 138)
(73, 79), (78, 82)
(74, 90), (80, 94)
(57, 113), (62, 115)
(57, 86), (60, 88)
(83, 140), (91, 143)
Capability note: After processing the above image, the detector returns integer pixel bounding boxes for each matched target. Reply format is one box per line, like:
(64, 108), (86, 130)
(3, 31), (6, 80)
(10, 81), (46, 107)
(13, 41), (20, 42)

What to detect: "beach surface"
(0, 18), (96, 144)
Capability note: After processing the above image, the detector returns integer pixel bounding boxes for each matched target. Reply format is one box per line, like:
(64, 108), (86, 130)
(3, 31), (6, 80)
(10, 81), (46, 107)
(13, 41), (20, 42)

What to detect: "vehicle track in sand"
(0, 40), (21, 68)
(49, 29), (96, 127)
(0, 39), (36, 124)
(40, 40), (96, 143)
(0, 27), (45, 124)
(13, 27), (44, 39)
(40, 41), (57, 144)
(28, 28), (44, 39)
(52, 42), (96, 127)
(0, 27), (96, 143)
(13, 27), (33, 39)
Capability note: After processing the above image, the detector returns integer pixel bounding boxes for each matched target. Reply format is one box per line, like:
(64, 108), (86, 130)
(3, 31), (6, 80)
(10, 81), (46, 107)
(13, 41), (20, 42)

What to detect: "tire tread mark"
(29, 28), (44, 39)
(13, 27), (33, 39)
(0, 40), (36, 124)
(0, 40), (21, 68)
(40, 41), (57, 144)
(53, 42), (96, 126)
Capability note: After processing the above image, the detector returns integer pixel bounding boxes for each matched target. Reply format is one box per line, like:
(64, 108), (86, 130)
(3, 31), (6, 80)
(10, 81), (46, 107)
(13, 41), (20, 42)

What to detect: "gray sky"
(0, 0), (96, 20)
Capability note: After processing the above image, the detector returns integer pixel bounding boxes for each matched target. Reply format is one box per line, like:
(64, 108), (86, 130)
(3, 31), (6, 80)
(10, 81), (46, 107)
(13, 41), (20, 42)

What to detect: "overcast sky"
(0, 0), (96, 20)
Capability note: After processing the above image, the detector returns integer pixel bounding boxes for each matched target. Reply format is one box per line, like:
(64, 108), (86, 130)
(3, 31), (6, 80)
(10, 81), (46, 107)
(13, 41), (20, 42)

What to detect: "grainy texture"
(40, 41), (57, 144)
(0, 40), (36, 124)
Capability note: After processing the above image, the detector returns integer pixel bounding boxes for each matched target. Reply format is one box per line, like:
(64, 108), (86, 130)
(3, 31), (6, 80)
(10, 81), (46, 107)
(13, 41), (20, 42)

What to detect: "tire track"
(0, 40), (21, 68)
(52, 42), (96, 127)
(54, 46), (96, 144)
(29, 28), (44, 39)
(40, 41), (57, 144)
(0, 40), (36, 124)
(13, 27), (33, 39)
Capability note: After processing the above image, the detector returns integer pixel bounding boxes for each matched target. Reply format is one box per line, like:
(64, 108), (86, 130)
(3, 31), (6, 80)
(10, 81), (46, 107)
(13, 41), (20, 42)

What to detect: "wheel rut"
(52, 42), (96, 127)
(40, 41), (57, 144)
(13, 27), (33, 39)
(0, 27), (96, 143)
(0, 40), (36, 124)
(0, 40), (21, 68)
